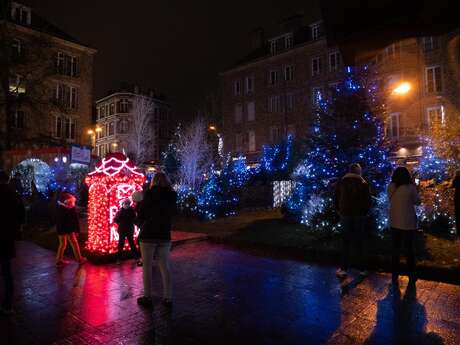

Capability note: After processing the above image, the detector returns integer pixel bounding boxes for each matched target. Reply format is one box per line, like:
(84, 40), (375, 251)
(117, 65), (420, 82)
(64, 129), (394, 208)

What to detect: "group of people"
(334, 163), (421, 283)
(53, 172), (178, 307)
(0, 163), (457, 315)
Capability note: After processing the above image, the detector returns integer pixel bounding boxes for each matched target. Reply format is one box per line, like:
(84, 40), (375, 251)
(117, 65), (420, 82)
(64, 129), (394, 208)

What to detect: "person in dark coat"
(55, 192), (86, 266)
(0, 171), (25, 314)
(452, 170), (460, 234)
(334, 163), (372, 279)
(114, 199), (140, 264)
(136, 172), (177, 308)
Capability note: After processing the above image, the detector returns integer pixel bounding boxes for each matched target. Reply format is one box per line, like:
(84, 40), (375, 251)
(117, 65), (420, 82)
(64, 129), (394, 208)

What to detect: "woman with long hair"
(388, 167), (421, 283)
(55, 192), (86, 266)
(136, 172), (177, 308)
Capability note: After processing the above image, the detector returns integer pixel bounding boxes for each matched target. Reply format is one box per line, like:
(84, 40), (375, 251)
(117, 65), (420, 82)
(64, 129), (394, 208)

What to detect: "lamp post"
(87, 126), (102, 154)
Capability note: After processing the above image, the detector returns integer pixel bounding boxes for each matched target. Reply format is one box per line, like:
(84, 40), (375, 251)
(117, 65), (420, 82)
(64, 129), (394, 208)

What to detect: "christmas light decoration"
(85, 153), (145, 254)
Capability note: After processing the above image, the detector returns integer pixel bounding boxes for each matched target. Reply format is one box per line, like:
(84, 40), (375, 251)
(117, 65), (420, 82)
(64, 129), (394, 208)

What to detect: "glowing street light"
(393, 82), (411, 95)
(208, 125), (217, 131)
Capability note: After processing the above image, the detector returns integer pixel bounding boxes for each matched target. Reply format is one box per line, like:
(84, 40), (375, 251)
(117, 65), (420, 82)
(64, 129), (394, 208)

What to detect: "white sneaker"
(336, 268), (347, 279)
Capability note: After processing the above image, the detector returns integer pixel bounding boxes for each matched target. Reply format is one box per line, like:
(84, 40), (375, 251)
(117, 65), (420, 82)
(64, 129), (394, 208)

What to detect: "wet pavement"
(1, 241), (460, 345)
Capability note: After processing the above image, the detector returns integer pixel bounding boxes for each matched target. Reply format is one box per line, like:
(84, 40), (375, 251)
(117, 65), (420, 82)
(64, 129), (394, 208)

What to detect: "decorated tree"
(161, 124), (181, 183)
(258, 134), (297, 181)
(285, 68), (393, 232)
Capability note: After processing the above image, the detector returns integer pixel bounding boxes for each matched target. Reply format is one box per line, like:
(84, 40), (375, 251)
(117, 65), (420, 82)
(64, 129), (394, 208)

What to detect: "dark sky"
(26, 0), (318, 121)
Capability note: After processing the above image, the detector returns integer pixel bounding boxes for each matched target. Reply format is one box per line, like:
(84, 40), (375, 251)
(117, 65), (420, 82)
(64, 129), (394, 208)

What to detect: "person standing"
(388, 167), (421, 283)
(0, 171), (25, 315)
(136, 173), (177, 308)
(55, 192), (86, 266)
(114, 199), (141, 265)
(334, 163), (372, 278)
(452, 170), (460, 234)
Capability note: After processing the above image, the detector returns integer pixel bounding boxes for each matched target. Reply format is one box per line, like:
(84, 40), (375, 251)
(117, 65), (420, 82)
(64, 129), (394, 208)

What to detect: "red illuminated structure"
(85, 153), (146, 254)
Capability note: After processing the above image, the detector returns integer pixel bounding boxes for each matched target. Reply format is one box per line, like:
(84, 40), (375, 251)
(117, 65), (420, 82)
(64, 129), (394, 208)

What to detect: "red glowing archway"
(85, 153), (146, 254)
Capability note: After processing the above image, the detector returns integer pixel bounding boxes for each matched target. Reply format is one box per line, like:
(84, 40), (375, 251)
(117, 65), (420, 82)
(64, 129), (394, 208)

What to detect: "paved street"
(1, 240), (460, 345)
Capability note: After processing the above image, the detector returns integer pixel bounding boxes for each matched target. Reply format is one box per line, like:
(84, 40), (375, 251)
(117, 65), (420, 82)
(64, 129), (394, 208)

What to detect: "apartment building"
(1, 1), (96, 170)
(220, 14), (460, 163)
(95, 87), (172, 163)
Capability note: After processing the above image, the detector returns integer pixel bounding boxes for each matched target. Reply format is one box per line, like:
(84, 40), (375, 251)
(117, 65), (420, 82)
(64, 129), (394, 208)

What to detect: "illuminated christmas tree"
(286, 67), (393, 231)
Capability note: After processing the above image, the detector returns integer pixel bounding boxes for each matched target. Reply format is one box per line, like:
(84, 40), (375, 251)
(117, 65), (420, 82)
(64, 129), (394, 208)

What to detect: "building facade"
(220, 15), (460, 163)
(95, 88), (172, 163)
(1, 1), (96, 170)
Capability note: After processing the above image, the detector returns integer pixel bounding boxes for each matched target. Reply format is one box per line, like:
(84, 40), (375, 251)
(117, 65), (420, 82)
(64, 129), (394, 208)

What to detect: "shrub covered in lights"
(285, 67), (393, 232)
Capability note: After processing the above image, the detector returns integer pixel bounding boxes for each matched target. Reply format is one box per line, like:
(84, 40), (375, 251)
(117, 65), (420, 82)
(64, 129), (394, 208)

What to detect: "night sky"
(25, 0), (317, 121)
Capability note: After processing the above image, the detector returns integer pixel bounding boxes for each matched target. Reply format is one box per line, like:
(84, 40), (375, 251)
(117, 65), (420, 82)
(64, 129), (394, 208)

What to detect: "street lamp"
(208, 125), (217, 131)
(393, 82), (411, 95)
(87, 126), (102, 154)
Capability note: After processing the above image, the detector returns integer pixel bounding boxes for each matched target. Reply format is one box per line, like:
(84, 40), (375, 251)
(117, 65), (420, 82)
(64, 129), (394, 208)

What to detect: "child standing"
(55, 192), (86, 266)
(114, 199), (141, 264)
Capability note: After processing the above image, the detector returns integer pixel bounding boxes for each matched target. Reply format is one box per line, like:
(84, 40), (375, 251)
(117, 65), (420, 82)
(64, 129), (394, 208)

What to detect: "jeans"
(1, 259), (13, 310)
(117, 231), (139, 259)
(140, 241), (172, 299)
(391, 228), (416, 278)
(340, 216), (366, 271)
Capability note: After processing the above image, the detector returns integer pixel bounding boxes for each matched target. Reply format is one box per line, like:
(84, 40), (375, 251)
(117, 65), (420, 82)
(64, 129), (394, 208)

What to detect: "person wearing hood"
(334, 163), (372, 279)
(55, 192), (86, 266)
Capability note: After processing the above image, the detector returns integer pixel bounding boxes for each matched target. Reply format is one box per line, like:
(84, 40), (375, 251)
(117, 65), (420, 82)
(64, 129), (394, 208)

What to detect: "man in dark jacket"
(114, 199), (140, 263)
(334, 163), (371, 279)
(0, 171), (25, 314)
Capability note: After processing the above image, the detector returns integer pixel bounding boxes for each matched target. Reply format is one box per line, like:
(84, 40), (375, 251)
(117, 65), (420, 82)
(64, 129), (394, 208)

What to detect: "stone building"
(220, 14), (460, 163)
(95, 86), (172, 163)
(1, 1), (96, 170)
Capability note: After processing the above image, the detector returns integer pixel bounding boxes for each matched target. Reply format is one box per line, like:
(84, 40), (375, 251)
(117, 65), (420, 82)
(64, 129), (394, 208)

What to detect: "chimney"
(250, 27), (265, 50)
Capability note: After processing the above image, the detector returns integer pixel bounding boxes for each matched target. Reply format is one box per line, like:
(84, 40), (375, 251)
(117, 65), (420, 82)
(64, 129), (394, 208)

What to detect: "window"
(385, 43), (400, 58)
(234, 103), (243, 123)
(245, 76), (254, 94)
(11, 4), (31, 25)
(311, 23), (321, 40)
(312, 87), (324, 106)
(427, 106), (445, 126)
(13, 110), (24, 129)
(109, 103), (115, 115)
(312, 57), (322, 76)
(234, 80), (241, 96)
(55, 115), (76, 140)
(118, 98), (130, 113)
(285, 34), (293, 49)
(108, 122), (115, 136)
(235, 133), (244, 152)
(248, 130), (256, 152)
(329, 52), (341, 72)
(284, 65), (294, 81)
(388, 113), (400, 139)
(269, 70), (279, 85)
(286, 93), (294, 112)
(56, 84), (79, 109)
(9, 74), (25, 94)
(118, 119), (130, 134)
(270, 40), (277, 55)
(423, 36), (439, 51)
(426, 66), (442, 93)
(56, 52), (79, 77)
(270, 126), (281, 143)
(247, 101), (255, 121)
(287, 124), (295, 138)
(268, 95), (281, 112)
(11, 39), (22, 59)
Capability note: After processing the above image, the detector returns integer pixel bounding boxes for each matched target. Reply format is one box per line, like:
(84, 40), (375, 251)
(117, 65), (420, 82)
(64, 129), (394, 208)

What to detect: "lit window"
(427, 106), (445, 127)
(9, 74), (26, 94)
